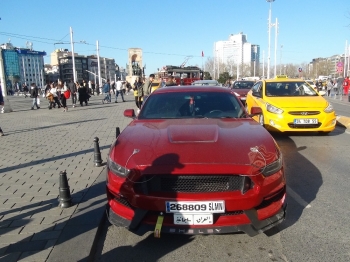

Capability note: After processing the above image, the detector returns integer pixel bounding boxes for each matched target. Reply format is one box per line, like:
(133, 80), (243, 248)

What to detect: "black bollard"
(116, 127), (120, 138)
(58, 171), (72, 208)
(94, 137), (102, 167)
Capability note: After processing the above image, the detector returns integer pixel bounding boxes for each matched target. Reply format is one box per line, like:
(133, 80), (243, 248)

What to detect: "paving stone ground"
(0, 93), (135, 261)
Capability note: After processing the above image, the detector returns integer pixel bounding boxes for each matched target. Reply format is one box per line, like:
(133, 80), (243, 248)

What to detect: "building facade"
(0, 42), (46, 91)
(214, 32), (260, 77)
(51, 49), (116, 85)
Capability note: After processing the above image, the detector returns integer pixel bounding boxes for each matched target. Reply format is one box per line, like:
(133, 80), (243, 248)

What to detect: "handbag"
(64, 90), (71, 99)
(37, 97), (41, 105)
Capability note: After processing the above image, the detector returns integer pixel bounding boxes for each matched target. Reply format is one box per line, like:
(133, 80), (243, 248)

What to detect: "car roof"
(153, 85), (231, 94)
(264, 78), (305, 83)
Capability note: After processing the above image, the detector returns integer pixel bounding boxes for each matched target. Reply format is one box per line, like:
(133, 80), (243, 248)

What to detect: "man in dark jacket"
(0, 86), (4, 136)
(30, 83), (40, 110)
(67, 80), (77, 107)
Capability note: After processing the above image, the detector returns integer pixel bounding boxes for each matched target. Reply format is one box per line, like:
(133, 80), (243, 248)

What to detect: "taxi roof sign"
(275, 75), (288, 79)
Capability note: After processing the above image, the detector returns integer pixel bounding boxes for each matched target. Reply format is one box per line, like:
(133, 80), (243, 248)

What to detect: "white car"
(306, 80), (316, 90)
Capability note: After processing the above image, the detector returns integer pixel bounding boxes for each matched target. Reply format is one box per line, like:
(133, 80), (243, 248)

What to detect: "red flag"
(201, 51), (204, 57)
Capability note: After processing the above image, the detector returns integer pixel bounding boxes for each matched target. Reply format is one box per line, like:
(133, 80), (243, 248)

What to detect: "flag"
(201, 51), (204, 57)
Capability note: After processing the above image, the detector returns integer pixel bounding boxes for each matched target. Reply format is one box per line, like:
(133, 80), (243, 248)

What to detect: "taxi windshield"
(265, 81), (318, 97)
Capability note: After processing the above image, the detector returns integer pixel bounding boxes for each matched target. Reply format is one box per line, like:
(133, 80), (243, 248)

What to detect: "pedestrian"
(60, 83), (69, 112)
(326, 79), (333, 96)
(165, 75), (177, 86)
(78, 81), (88, 106)
(88, 80), (92, 95)
(0, 86), (4, 136)
(142, 74), (155, 101)
(91, 81), (96, 95)
(133, 77), (143, 113)
(48, 83), (61, 109)
(29, 83), (40, 110)
(102, 79), (111, 104)
(115, 77), (126, 103)
(67, 80), (77, 108)
(343, 76), (349, 96)
(23, 83), (29, 98)
(125, 81), (132, 95)
(111, 81), (116, 94)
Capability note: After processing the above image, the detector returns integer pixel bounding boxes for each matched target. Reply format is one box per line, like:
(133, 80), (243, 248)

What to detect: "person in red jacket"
(343, 76), (350, 95)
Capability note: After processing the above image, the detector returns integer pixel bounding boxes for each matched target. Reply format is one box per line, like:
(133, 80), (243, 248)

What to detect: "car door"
(246, 81), (263, 111)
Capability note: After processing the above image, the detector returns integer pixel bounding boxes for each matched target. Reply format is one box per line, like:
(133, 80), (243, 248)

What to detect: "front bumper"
(106, 203), (287, 237)
(263, 111), (336, 132)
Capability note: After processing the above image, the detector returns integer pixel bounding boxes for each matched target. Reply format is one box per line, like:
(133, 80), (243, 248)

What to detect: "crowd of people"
(320, 76), (350, 96)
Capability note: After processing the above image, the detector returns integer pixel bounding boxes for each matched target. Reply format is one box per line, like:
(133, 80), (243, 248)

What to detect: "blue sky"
(1, 0), (349, 74)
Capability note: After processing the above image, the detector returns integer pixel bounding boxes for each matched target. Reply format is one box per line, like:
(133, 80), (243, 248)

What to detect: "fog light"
(331, 119), (336, 125)
(269, 120), (276, 126)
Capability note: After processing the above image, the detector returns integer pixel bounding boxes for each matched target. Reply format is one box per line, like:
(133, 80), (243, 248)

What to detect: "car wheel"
(259, 114), (265, 127)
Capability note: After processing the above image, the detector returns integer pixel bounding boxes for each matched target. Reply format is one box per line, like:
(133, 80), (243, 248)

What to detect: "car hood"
(265, 96), (328, 109)
(111, 119), (278, 174)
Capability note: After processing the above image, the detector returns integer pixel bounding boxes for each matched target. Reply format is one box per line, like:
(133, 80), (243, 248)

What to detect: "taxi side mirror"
(252, 91), (262, 98)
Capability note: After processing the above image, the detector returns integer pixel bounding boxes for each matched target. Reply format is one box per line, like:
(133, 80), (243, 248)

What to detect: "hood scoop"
(168, 125), (218, 143)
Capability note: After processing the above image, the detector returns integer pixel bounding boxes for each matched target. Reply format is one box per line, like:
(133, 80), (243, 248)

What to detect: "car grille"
(134, 175), (246, 194)
(288, 123), (322, 128)
(288, 111), (320, 115)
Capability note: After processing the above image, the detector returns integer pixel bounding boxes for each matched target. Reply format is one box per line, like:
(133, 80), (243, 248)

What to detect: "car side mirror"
(249, 106), (262, 117)
(252, 91), (261, 97)
(124, 109), (136, 118)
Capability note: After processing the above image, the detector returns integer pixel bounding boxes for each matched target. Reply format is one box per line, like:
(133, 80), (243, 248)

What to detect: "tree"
(203, 72), (212, 80)
(218, 72), (231, 84)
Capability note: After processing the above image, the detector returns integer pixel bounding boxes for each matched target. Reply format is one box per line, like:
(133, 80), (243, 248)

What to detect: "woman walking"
(78, 81), (88, 106)
(61, 83), (69, 112)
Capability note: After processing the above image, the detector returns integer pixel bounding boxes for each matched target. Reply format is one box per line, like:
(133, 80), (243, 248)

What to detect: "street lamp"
(266, 0), (275, 79)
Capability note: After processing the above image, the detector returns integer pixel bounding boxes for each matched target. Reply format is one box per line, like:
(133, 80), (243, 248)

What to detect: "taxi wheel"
(259, 114), (265, 127)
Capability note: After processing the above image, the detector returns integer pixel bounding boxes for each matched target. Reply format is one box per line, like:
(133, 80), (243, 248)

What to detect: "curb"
(336, 115), (350, 129)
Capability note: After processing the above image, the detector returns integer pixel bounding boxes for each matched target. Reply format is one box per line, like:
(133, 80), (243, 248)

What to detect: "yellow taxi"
(245, 75), (336, 134)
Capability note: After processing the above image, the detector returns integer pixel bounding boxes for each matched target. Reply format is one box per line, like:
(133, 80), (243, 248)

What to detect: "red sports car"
(106, 86), (286, 237)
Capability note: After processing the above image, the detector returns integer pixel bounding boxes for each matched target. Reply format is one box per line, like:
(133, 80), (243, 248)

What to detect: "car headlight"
(324, 103), (334, 113)
(234, 92), (240, 97)
(261, 153), (283, 177)
(266, 103), (283, 114)
(107, 156), (130, 177)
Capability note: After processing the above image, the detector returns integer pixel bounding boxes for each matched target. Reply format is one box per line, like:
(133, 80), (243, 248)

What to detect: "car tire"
(259, 114), (265, 127)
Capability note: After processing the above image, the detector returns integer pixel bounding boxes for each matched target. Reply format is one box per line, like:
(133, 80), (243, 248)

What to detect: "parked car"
(305, 80), (317, 90)
(106, 85), (287, 237)
(231, 80), (255, 104)
(245, 76), (336, 134)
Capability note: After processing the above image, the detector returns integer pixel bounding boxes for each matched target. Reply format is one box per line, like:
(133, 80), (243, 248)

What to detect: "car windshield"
(265, 81), (318, 97)
(139, 91), (245, 119)
(232, 81), (254, 89)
